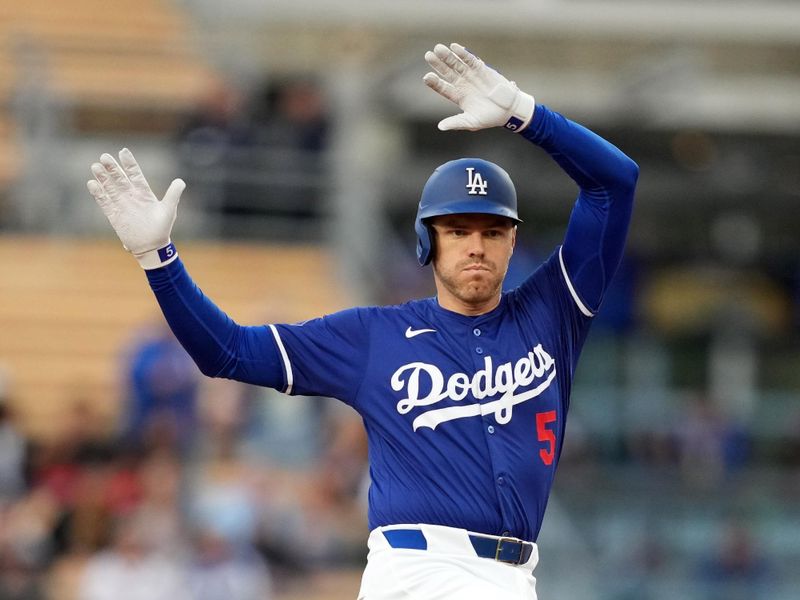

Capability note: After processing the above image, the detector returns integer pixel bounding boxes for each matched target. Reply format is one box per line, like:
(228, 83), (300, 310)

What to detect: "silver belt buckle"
(494, 536), (522, 564)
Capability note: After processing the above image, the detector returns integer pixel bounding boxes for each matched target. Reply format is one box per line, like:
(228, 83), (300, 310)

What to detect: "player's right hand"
(423, 43), (535, 133)
(88, 149), (184, 269)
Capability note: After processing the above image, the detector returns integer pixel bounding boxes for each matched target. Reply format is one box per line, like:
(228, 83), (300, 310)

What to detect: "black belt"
(382, 528), (534, 566)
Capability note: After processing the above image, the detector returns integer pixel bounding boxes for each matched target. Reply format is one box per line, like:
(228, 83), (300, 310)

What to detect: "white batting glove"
(423, 42), (535, 133)
(87, 148), (184, 269)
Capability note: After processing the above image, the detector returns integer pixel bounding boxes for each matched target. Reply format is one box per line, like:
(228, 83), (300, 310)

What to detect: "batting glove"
(87, 148), (184, 269)
(423, 43), (535, 133)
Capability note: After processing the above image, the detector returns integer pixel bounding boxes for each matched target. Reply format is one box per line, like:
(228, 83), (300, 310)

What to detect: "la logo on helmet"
(465, 167), (488, 196)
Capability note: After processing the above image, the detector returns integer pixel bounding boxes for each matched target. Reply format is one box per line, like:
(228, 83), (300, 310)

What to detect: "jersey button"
(475, 347), (483, 355)
(497, 476), (505, 486)
(502, 531), (511, 537)
(487, 425), (495, 434)
(473, 328), (481, 337)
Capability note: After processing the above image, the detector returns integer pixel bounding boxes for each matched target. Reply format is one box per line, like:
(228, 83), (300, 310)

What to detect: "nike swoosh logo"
(405, 326), (437, 339)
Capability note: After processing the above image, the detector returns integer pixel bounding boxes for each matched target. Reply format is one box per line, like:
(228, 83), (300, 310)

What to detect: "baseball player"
(88, 43), (638, 599)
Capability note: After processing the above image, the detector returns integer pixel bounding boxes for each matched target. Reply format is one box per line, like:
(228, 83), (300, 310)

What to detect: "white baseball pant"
(357, 524), (538, 600)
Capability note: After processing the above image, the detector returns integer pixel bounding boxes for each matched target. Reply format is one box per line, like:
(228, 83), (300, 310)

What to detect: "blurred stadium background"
(1, 1), (799, 598)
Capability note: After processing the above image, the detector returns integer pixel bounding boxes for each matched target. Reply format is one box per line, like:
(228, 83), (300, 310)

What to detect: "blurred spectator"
(122, 326), (200, 454)
(0, 548), (44, 600)
(49, 454), (187, 599)
(696, 521), (772, 600)
(294, 458), (368, 565)
(0, 489), (58, 599)
(57, 465), (116, 555)
(176, 78), (259, 221)
(254, 77), (328, 154)
(194, 378), (252, 465)
(245, 76), (329, 225)
(317, 412), (369, 508)
(177, 76), (329, 236)
(673, 394), (750, 486)
(609, 528), (669, 600)
(591, 252), (641, 335)
(0, 399), (27, 504)
(187, 528), (272, 600)
(781, 408), (800, 468)
(177, 78), (250, 160)
(258, 412), (368, 568)
(623, 427), (675, 468)
(238, 385), (341, 469)
(183, 435), (281, 591)
(186, 440), (261, 550)
(198, 372), (361, 471)
(133, 452), (187, 557)
(29, 399), (113, 505)
(25, 400), (126, 557)
(77, 514), (189, 600)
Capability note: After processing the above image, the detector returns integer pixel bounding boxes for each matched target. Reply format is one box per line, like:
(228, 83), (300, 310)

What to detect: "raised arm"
(521, 106), (638, 315)
(423, 42), (638, 314)
(87, 150), (285, 387)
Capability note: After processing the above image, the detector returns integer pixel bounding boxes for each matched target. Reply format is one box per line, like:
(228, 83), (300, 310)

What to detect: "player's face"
(430, 214), (516, 315)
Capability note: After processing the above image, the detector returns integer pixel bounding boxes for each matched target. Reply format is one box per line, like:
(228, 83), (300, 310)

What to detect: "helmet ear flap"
(415, 219), (434, 266)
(425, 222), (437, 266)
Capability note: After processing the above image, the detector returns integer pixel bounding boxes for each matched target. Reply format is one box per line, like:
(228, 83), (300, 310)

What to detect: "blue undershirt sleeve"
(520, 105), (639, 314)
(145, 258), (285, 389)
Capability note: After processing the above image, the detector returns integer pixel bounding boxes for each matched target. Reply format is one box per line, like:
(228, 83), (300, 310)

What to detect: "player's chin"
(460, 278), (500, 301)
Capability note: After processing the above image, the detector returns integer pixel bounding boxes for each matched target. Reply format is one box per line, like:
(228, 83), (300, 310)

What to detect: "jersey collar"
(427, 293), (509, 325)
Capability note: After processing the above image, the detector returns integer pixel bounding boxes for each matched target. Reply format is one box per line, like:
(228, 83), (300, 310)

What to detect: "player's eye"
(484, 229), (503, 238)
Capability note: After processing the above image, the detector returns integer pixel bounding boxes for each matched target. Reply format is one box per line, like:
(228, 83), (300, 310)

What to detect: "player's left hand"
(423, 43), (535, 133)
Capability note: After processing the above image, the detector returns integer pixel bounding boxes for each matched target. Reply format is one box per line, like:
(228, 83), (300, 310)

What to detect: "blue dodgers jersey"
(272, 248), (592, 542)
(144, 105), (635, 543)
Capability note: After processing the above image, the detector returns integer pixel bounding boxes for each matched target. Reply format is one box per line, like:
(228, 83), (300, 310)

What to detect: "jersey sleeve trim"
(268, 324), (294, 394)
(558, 246), (595, 318)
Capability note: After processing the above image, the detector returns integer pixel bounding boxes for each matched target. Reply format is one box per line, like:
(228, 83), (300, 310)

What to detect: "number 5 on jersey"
(536, 410), (557, 466)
